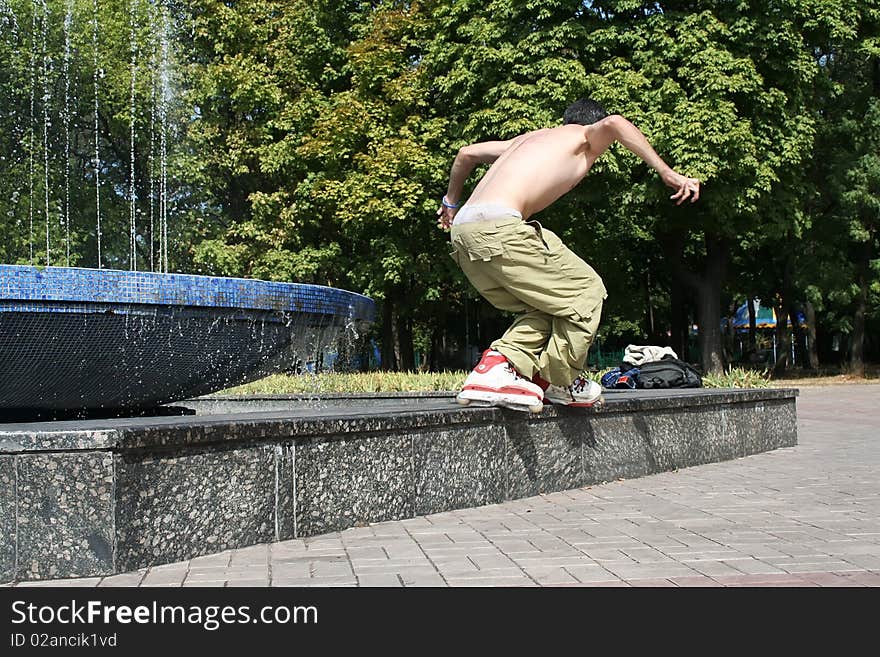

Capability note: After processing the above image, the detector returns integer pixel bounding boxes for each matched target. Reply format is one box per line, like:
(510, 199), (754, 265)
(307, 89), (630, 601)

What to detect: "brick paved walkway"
(14, 384), (880, 587)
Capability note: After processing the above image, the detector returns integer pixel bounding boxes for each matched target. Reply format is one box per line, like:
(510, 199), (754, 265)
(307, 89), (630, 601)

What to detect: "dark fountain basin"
(0, 264), (375, 417)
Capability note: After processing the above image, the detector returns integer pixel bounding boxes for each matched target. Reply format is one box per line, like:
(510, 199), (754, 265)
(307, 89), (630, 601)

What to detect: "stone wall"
(0, 389), (798, 583)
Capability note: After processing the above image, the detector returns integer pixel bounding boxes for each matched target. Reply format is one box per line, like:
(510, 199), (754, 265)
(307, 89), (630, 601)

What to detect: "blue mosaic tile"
(0, 265), (375, 323)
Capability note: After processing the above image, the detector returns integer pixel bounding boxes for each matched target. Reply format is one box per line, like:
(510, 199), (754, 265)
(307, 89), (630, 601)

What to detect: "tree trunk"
(695, 235), (727, 374)
(772, 246), (796, 374)
(789, 305), (805, 369)
(659, 232), (689, 359)
(669, 282), (688, 359)
(696, 281), (723, 374)
(772, 301), (790, 373)
(805, 300), (819, 369)
(380, 297), (396, 371)
(747, 297), (757, 356)
(661, 231), (727, 372)
(850, 247), (869, 377)
(397, 313), (415, 371)
(429, 322), (441, 372)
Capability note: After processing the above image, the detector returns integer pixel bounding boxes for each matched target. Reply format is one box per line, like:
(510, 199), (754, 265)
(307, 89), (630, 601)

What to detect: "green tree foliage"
(802, 5), (880, 372)
(184, 0), (361, 283)
(2, 0), (878, 373)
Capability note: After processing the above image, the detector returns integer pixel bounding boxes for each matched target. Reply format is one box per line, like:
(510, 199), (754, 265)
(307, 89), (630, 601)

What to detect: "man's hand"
(436, 203), (457, 230)
(662, 169), (701, 205)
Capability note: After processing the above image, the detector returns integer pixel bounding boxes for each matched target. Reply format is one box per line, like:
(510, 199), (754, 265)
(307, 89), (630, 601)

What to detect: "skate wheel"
(528, 403), (543, 413)
(457, 397), (471, 406)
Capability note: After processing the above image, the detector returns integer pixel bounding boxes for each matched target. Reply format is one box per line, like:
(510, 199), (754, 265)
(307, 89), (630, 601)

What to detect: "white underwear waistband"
(453, 203), (522, 225)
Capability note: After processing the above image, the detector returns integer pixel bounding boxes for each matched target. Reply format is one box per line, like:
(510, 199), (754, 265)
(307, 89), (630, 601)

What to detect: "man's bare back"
(437, 114), (700, 227)
(467, 125), (596, 218)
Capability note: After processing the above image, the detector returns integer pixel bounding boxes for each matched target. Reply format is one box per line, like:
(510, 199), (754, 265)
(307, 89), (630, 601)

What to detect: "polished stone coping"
(0, 388), (798, 453)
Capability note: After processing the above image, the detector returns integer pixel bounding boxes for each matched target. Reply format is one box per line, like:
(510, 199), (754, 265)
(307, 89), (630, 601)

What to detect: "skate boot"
(457, 350), (544, 413)
(538, 373), (604, 408)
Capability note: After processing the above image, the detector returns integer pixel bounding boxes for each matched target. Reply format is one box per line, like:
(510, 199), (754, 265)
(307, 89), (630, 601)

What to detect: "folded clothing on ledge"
(622, 344), (679, 367)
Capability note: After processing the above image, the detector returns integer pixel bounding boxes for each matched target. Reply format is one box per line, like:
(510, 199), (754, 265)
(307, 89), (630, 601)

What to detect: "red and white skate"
(457, 350), (544, 413)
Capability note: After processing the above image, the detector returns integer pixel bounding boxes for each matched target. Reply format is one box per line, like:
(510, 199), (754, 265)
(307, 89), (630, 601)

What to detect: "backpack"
(600, 367), (640, 389)
(636, 356), (702, 389)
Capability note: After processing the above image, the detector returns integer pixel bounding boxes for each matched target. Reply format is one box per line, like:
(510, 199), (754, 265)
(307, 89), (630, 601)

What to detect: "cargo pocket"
(465, 243), (504, 262)
(524, 220), (549, 250)
(568, 296), (601, 324)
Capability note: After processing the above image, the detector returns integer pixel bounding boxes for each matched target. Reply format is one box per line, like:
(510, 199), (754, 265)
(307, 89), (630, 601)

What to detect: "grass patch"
(220, 365), (775, 395)
(222, 370), (470, 395)
(702, 367), (772, 389)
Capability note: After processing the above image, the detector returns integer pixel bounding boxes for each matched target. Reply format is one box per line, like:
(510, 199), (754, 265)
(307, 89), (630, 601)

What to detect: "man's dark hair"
(563, 98), (608, 125)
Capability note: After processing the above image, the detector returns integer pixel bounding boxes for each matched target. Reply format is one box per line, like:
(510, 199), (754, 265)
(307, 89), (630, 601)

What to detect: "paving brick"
(467, 554), (518, 570)
(712, 573), (814, 587)
(667, 576), (723, 587)
(796, 571), (863, 587)
(270, 563), (312, 578)
(356, 574), (404, 587)
(226, 578), (270, 587)
(576, 548), (634, 562)
(183, 580), (225, 587)
(17, 578), (102, 587)
(98, 573), (147, 587)
(189, 553), (232, 567)
(229, 545), (270, 564)
(311, 562), (354, 578)
(344, 546), (388, 560)
(563, 564), (620, 584)
(398, 573), (447, 587)
(625, 578), (678, 587)
(840, 554), (880, 570)
(510, 555), (599, 568)
(420, 546), (500, 559)
(604, 562), (700, 580)
(836, 571), (880, 586)
(524, 567), (578, 585)
(351, 558), (433, 573)
(141, 573), (187, 586)
(272, 576), (358, 587)
(444, 576), (536, 587)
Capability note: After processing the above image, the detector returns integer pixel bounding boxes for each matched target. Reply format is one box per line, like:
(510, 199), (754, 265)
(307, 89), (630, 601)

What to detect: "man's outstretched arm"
(586, 115), (701, 205)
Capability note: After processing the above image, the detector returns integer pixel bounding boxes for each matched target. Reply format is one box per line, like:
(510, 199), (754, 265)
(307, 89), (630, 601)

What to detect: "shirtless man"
(437, 98), (700, 412)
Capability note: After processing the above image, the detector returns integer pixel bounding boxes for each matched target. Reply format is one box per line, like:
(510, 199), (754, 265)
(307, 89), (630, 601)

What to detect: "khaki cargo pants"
(450, 213), (607, 386)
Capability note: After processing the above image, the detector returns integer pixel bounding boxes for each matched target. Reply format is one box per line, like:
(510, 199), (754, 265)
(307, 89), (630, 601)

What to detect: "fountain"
(0, 0), (387, 581)
(0, 0), (799, 585)
(0, 0), (375, 418)
(0, 263), (375, 417)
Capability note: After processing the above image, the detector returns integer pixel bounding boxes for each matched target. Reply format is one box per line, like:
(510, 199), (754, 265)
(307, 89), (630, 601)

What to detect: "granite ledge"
(0, 388), (798, 453)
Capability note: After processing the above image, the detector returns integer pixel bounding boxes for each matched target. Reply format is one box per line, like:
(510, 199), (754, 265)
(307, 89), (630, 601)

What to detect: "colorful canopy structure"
(730, 299), (805, 332)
